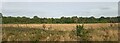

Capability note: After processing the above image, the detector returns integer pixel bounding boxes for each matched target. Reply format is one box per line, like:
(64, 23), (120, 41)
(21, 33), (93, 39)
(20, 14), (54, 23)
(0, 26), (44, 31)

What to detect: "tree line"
(0, 13), (120, 24)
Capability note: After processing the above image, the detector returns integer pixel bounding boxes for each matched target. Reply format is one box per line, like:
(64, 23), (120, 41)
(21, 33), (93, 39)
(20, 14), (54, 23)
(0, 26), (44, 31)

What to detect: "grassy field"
(2, 23), (118, 31)
(2, 23), (119, 41)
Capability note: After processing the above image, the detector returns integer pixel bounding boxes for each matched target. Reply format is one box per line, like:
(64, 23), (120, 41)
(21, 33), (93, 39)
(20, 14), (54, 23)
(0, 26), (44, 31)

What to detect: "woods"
(0, 13), (119, 24)
(2, 16), (119, 24)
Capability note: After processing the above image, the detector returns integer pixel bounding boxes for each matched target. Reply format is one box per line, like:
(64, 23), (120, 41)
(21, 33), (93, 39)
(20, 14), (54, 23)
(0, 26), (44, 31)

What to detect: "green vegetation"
(0, 13), (119, 24)
(76, 24), (92, 41)
(75, 24), (118, 41)
(2, 25), (118, 41)
(2, 27), (77, 41)
(76, 24), (84, 36)
(1, 13), (118, 41)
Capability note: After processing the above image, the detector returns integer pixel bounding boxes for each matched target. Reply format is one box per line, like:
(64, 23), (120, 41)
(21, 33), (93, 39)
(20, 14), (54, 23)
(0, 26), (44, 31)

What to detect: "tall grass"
(75, 24), (118, 41)
(2, 23), (118, 41)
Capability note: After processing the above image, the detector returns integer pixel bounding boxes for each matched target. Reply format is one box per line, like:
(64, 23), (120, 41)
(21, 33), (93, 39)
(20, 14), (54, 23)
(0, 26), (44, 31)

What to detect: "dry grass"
(2, 23), (118, 31)
(2, 23), (119, 41)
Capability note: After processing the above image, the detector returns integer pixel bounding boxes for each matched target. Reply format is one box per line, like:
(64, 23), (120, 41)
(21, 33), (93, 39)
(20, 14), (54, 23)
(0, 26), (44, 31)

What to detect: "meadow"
(2, 23), (119, 41)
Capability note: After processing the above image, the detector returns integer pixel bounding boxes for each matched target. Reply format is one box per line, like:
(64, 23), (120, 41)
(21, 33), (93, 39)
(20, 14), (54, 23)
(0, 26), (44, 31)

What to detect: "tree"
(99, 16), (107, 23)
(0, 13), (2, 18)
(0, 13), (2, 24)
(117, 16), (120, 23)
(60, 16), (66, 23)
(72, 16), (78, 23)
(89, 16), (96, 23)
(33, 16), (39, 19)
(33, 16), (40, 23)
(2, 14), (118, 24)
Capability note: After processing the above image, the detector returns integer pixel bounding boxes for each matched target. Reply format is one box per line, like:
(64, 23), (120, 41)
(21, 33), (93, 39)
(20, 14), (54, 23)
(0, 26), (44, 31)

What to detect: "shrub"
(76, 24), (85, 36)
(76, 24), (90, 41)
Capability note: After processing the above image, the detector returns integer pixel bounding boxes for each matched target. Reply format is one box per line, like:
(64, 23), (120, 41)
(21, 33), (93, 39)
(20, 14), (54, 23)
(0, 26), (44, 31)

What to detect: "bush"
(76, 24), (84, 36)
(76, 24), (91, 40)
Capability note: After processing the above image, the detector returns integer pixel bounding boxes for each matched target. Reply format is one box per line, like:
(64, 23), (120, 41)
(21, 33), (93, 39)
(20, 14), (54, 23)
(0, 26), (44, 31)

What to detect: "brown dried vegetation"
(2, 23), (119, 41)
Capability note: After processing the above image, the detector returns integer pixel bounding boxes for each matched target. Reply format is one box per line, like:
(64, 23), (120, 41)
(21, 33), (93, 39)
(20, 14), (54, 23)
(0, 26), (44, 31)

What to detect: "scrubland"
(2, 23), (119, 41)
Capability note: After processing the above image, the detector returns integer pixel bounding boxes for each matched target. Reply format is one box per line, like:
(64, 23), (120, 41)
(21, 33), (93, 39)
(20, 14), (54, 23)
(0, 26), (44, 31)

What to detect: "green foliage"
(1, 12), (119, 24)
(76, 24), (85, 36)
(76, 24), (91, 40)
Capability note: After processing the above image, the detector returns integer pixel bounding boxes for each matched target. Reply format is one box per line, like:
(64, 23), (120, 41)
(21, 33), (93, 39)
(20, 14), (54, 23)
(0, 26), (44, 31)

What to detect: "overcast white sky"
(2, 2), (118, 18)
(0, 0), (120, 18)
(0, 0), (2, 13)
(1, 0), (120, 2)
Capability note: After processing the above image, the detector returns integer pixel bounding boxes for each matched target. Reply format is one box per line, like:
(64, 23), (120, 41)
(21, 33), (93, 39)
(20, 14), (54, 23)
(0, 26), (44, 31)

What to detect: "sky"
(0, 0), (2, 13)
(1, 0), (120, 2)
(0, 0), (119, 18)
